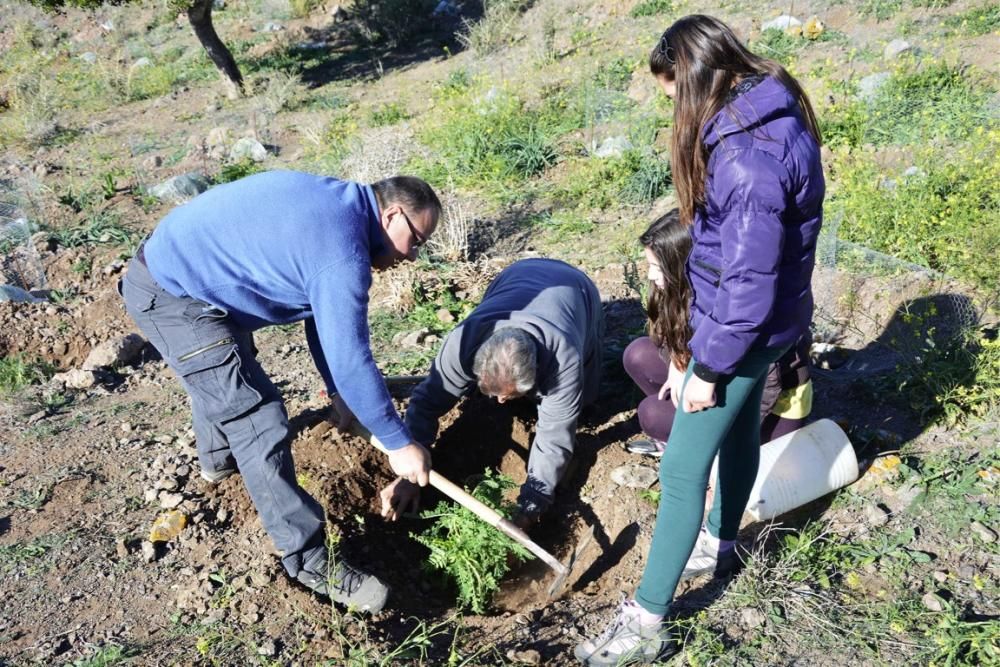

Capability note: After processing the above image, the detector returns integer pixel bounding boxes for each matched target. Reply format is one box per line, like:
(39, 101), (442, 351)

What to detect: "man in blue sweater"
(120, 171), (440, 613)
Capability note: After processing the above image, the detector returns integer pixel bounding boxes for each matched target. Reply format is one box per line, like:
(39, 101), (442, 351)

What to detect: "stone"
(921, 592), (944, 612)
(206, 126), (232, 158)
(761, 15), (801, 32)
(970, 521), (997, 543)
(903, 166), (925, 179)
(149, 172), (210, 204)
(884, 39), (913, 60)
(141, 540), (156, 563)
(229, 137), (268, 163)
(212, 0), (225, 9)
(79, 52), (97, 65)
(262, 22), (284, 32)
(505, 649), (541, 665)
(159, 492), (184, 509)
(115, 537), (129, 558)
(740, 607), (766, 629)
(392, 328), (431, 349)
(932, 571), (948, 583)
(257, 639), (278, 657)
(83, 333), (146, 370)
(144, 488), (159, 503)
(862, 502), (890, 528)
(130, 57), (152, 70)
(142, 154), (163, 170)
(592, 135), (633, 159)
(610, 464), (658, 489)
(54, 368), (97, 390)
(857, 72), (891, 103)
(156, 477), (179, 492)
(436, 308), (454, 323)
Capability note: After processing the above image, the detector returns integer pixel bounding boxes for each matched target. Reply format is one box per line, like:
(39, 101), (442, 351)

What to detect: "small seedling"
(414, 470), (533, 613)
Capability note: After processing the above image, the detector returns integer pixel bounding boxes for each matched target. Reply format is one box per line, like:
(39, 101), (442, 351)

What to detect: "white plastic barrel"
(741, 419), (858, 521)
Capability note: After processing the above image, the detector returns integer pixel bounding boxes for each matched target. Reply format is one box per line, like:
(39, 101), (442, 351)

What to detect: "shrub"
(944, 4), (1000, 36)
(751, 28), (804, 65)
(215, 158), (265, 184)
(458, 0), (534, 56)
(413, 82), (573, 196)
(352, 0), (437, 45)
(828, 130), (1000, 292)
(0, 356), (55, 394)
(822, 62), (992, 148)
(414, 470), (533, 613)
(368, 102), (409, 127)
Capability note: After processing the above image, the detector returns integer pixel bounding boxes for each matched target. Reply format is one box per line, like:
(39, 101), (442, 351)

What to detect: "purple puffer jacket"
(687, 75), (824, 380)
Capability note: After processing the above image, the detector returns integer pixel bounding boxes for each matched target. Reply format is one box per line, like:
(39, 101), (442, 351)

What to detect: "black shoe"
(296, 553), (389, 614)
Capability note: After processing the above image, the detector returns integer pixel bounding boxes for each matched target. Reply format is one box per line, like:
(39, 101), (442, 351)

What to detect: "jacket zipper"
(692, 259), (722, 287)
(178, 337), (235, 362)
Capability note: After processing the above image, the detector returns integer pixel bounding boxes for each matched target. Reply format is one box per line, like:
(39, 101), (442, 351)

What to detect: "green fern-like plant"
(413, 470), (533, 613)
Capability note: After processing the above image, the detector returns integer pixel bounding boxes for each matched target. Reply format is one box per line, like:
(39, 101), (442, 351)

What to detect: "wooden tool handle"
(357, 425), (567, 575)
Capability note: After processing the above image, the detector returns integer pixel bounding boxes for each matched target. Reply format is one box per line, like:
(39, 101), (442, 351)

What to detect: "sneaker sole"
(200, 468), (236, 484)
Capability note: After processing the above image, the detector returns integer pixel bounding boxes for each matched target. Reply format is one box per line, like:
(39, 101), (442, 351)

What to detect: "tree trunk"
(186, 0), (243, 99)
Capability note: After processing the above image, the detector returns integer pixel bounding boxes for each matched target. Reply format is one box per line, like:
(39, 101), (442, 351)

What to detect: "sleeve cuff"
(692, 362), (722, 383)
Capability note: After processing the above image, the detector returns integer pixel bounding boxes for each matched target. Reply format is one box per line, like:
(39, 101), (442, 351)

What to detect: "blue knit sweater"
(143, 170), (411, 449)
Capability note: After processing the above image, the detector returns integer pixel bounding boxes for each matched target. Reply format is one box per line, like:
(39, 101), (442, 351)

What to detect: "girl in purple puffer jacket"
(576, 15), (824, 666)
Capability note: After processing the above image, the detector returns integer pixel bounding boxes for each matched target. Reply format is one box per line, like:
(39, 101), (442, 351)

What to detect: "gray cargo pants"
(120, 256), (325, 576)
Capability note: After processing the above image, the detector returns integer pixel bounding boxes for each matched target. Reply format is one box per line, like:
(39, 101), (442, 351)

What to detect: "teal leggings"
(635, 345), (788, 616)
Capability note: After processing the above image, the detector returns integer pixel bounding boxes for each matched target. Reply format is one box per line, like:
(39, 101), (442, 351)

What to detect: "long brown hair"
(649, 15), (822, 226)
(640, 209), (692, 370)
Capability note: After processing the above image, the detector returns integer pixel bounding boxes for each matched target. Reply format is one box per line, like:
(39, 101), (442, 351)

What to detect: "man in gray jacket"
(379, 258), (604, 527)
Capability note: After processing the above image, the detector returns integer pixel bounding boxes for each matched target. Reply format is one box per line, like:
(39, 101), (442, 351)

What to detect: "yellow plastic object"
(149, 510), (187, 542)
(804, 16), (825, 40)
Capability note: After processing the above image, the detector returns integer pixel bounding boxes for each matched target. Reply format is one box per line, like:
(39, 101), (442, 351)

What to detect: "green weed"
(51, 211), (137, 250)
(289, 0), (323, 18)
(458, 0), (534, 56)
(0, 532), (71, 575)
(752, 28), (806, 65)
(414, 470), (533, 613)
(70, 644), (137, 667)
(413, 82), (573, 198)
(829, 130), (999, 292)
(215, 158), (265, 184)
(859, 0), (904, 22)
(944, 4), (1000, 36)
(0, 355), (54, 394)
(823, 62), (992, 148)
(630, 0), (673, 18)
(368, 102), (409, 127)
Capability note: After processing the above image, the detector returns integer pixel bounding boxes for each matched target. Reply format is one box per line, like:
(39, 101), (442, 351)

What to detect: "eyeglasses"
(656, 32), (676, 64)
(397, 209), (427, 248)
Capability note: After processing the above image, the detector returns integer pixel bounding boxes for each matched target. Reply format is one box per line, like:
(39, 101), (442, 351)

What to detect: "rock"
(250, 571), (272, 587)
(206, 127), (232, 158)
(810, 341), (848, 370)
(921, 592), (944, 612)
(884, 39), (913, 60)
(156, 477), (179, 492)
(142, 154), (163, 171)
(857, 72), (891, 102)
(262, 22), (284, 32)
(932, 571), (948, 583)
(903, 166), (925, 179)
(159, 492), (184, 509)
(610, 464), (658, 489)
(79, 52), (97, 65)
(141, 540), (157, 563)
(740, 607), (766, 629)
(83, 333), (146, 370)
(762, 15), (801, 32)
(54, 368), (97, 390)
(99, 19), (114, 32)
(130, 57), (152, 70)
(436, 308), (454, 323)
(592, 135), (633, 159)
(392, 328), (431, 349)
(257, 639), (277, 657)
(229, 137), (268, 163)
(970, 521), (997, 543)
(330, 4), (346, 21)
(212, 0), (225, 9)
(144, 488), (159, 503)
(505, 649), (541, 665)
(103, 259), (125, 276)
(203, 608), (227, 625)
(115, 537), (129, 558)
(803, 16), (824, 40)
(149, 172), (210, 204)
(862, 502), (890, 528)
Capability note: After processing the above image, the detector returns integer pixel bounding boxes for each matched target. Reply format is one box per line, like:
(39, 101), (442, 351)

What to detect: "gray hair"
(473, 328), (537, 396)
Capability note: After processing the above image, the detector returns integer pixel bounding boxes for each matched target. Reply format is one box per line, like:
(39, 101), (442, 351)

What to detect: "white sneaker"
(574, 600), (678, 666)
(680, 526), (741, 580)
